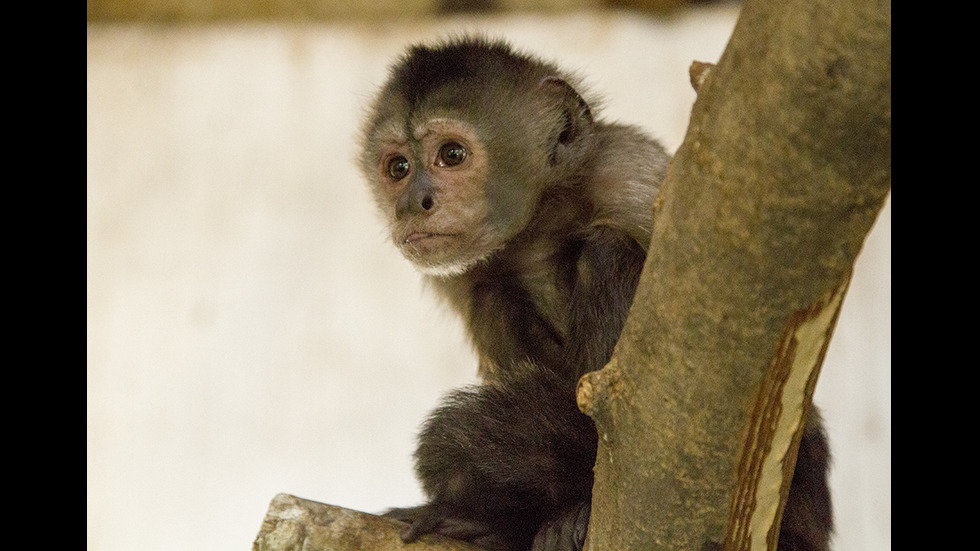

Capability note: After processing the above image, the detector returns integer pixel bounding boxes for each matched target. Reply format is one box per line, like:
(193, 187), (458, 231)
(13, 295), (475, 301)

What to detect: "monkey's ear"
(538, 76), (594, 167)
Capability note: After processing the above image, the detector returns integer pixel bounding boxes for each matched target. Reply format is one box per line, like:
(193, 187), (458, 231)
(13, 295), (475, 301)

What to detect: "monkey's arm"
(565, 226), (646, 378)
(385, 366), (597, 551)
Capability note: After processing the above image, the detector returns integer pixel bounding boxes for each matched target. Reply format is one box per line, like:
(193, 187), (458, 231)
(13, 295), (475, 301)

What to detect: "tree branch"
(253, 494), (488, 551)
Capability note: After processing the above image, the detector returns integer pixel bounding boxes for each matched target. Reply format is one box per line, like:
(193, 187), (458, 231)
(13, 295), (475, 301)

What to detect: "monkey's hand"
(383, 504), (515, 551)
(531, 500), (590, 551)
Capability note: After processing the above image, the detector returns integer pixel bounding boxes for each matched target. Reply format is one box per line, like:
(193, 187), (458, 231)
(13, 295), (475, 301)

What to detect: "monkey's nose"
(396, 173), (437, 218)
(395, 181), (436, 219)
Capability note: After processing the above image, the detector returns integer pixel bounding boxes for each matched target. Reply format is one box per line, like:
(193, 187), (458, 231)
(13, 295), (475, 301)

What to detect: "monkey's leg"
(390, 365), (597, 551)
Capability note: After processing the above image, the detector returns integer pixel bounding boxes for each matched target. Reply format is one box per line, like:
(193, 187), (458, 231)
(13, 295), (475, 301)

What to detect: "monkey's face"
(367, 115), (533, 277)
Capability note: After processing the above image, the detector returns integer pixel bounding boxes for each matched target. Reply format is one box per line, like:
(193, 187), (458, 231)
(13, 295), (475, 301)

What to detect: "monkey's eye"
(436, 142), (467, 167)
(386, 156), (411, 180)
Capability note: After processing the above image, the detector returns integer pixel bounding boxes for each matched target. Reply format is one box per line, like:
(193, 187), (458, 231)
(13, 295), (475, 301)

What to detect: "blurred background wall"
(87, 1), (890, 550)
(87, 0), (692, 21)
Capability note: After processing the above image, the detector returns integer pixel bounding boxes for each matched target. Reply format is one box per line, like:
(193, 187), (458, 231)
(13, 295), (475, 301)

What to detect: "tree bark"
(577, 0), (890, 550)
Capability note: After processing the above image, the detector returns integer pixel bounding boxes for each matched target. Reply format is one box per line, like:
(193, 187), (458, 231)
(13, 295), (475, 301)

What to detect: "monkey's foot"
(531, 501), (590, 551)
(383, 504), (515, 551)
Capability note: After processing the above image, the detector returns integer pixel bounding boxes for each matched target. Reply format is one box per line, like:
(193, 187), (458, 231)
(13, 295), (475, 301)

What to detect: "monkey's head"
(359, 37), (596, 277)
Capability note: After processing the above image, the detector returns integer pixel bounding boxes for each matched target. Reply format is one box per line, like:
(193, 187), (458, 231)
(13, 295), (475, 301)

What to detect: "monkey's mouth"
(403, 232), (458, 246)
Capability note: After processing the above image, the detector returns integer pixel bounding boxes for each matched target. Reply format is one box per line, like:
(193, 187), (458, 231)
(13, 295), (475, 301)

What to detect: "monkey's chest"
(465, 246), (583, 376)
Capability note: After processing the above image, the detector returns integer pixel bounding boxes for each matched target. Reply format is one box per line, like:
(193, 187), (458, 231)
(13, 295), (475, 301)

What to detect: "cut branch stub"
(689, 61), (716, 93)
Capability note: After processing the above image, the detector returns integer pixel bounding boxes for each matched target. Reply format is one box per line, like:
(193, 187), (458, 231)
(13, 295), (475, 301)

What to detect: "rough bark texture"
(253, 494), (488, 551)
(577, 0), (890, 550)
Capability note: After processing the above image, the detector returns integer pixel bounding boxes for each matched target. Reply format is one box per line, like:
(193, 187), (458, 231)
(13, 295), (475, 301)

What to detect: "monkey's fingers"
(381, 505), (421, 523)
(390, 503), (511, 549)
(430, 516), (497, 542)
(390, 503), (453, 543)
(381, 505), (437, 542)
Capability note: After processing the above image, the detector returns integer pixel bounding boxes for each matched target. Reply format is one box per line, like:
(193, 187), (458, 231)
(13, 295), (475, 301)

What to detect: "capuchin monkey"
(358, 37), (833, 551)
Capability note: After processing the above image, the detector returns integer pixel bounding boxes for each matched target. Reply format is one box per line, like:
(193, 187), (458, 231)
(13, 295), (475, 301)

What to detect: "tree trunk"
(577, 0), (890, 549)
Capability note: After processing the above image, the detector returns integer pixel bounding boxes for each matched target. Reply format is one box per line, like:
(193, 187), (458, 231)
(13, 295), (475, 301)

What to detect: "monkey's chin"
(412, 256), (486, 278)
(397, 233), (495, 277)
(401, 247), (492, 277)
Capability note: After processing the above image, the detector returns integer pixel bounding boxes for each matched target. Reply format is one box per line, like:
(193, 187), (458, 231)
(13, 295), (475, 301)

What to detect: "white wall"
(87, 6), (890, 550)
